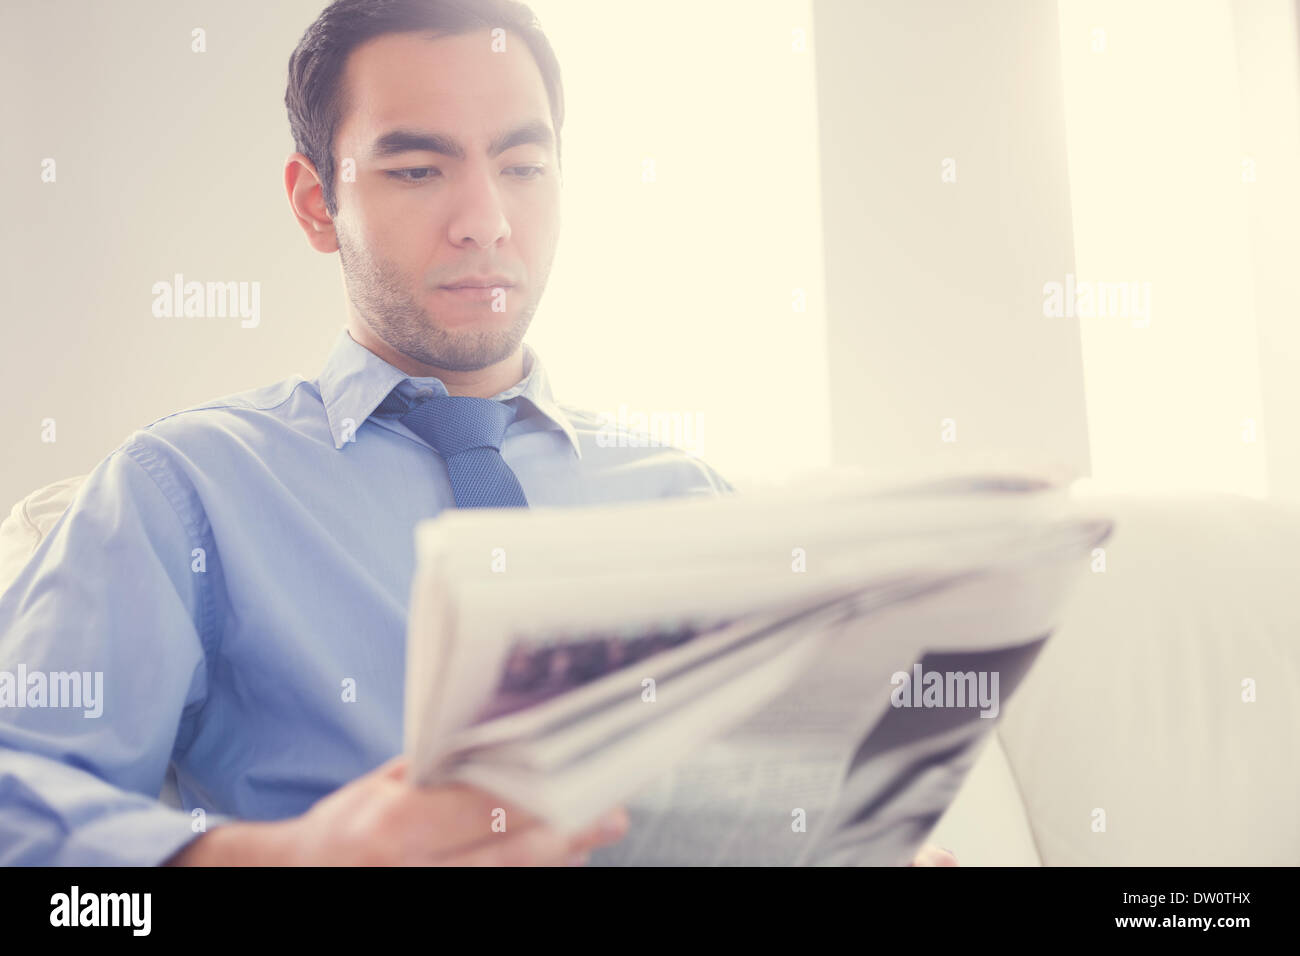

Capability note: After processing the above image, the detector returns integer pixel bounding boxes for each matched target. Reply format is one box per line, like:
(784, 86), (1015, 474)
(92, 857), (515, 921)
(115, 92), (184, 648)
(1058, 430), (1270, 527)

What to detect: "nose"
(446, 164), (511, 249)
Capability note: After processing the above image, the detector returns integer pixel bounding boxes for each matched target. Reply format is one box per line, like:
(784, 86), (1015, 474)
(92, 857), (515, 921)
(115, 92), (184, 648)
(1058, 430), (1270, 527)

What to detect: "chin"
(413, 325), (526, 372)
(432, 309), (515, 330)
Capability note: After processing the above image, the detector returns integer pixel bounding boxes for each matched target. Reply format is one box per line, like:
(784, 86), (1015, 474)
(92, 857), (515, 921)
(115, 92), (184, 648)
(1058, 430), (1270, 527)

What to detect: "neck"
(345, 320), (525, 399)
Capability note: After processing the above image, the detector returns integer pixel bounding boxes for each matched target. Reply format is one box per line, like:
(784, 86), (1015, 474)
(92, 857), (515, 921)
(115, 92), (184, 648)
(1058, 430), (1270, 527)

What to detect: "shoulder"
(101, 375), (324, 496)
(135, 376), (316, 437)
(117, 375), (322, 455)
(7, 377), (321, 562)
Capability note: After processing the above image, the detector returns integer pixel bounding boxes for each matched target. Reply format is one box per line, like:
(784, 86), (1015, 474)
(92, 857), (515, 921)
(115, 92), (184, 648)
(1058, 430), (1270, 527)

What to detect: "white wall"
(523, 0), (831, 489)
(811, 0), (1091, 484)
(0, 0), (340, 510)
(1232, 0), (1300, 501)
(1058, 0), (1272, 497)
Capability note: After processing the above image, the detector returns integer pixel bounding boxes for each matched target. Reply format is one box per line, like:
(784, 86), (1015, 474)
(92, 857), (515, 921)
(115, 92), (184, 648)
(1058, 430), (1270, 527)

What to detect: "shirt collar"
(316, 327), (582, 458)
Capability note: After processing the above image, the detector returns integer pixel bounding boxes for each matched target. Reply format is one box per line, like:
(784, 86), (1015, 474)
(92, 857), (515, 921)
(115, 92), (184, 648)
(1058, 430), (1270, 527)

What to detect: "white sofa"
(4, 478), (1297, 864)
(932, 491), (1300, 865)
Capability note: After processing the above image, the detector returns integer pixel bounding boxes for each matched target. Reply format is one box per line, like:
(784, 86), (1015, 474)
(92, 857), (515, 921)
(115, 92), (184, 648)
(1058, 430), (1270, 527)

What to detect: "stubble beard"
(339, 233), (538, 372)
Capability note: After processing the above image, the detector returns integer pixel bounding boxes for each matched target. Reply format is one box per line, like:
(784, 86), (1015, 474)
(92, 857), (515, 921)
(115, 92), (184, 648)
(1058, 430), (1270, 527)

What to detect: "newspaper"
(402, 473), (1111, 865)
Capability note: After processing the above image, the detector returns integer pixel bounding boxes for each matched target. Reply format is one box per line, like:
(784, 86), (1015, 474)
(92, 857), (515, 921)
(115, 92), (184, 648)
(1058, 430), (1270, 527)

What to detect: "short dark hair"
(285, 0), (564, 217)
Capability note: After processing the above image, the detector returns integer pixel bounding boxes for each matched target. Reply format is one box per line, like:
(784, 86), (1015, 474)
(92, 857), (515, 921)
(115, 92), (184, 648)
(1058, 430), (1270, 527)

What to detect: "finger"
(407, 783), (544, 856)
(910, 844), (959, 866)
(374, 754), (410, 781)
(565, 807), (629, 853)
(424, 803), (628, 864)
(441, 823), (574, 867)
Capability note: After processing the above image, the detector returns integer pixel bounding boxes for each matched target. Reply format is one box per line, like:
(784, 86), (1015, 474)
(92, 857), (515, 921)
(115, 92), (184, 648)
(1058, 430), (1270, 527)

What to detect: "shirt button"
(414, 388), (434, 400)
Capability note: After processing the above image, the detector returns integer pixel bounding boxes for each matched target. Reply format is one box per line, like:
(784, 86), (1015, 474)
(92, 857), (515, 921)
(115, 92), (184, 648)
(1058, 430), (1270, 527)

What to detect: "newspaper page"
(589, 541), (1096, 865)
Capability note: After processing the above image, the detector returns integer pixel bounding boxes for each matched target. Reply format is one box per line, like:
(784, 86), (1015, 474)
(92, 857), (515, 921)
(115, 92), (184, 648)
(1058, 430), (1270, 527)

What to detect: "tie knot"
(400, 395), (516, 458)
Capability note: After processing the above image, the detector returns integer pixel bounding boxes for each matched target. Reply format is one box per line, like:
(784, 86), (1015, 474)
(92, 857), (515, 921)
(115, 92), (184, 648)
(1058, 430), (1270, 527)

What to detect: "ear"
(285, 152), (339, 254)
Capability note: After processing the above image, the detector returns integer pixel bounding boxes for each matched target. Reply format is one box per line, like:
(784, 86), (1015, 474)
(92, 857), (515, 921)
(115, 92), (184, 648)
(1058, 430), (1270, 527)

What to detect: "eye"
(386, 167), (441, 183)
(506, 165), (546, 180)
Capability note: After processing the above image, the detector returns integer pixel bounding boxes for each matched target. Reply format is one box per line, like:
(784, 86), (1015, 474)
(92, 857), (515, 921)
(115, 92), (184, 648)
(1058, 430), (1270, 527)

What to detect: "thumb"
(373, 753), (410, 782)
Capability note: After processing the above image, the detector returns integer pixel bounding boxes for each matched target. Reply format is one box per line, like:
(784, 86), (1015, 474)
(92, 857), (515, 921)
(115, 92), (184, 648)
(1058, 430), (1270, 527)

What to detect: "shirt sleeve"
(0, 439), (234, 865)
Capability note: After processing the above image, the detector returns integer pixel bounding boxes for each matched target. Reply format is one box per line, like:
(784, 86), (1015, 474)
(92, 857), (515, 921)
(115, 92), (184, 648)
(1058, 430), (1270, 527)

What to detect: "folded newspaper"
(402, 471), (1111, 865)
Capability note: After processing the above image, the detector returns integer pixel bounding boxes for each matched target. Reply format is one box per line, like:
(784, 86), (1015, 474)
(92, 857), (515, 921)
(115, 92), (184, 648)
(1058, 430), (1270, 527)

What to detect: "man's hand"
(166, 755), (628, 866)
(909, 843), (959, 866)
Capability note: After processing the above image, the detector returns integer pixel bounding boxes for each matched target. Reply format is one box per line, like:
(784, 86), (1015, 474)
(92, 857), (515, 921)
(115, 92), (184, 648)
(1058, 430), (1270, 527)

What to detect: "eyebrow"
(368, 120), (554, 161)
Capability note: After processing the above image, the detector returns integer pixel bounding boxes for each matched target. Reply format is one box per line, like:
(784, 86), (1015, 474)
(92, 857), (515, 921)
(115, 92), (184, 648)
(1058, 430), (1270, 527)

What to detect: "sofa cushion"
(0, 474), (86, 595)
(995, 492), (1300, 865)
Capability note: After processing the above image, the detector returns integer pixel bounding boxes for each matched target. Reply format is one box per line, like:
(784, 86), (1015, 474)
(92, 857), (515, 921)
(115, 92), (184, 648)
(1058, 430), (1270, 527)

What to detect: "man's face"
(330, 29), (561, 372)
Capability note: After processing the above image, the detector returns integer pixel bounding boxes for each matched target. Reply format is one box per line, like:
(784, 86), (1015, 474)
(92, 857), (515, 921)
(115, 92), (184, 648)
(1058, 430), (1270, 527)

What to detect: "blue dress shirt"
(0, 328), (731, 865)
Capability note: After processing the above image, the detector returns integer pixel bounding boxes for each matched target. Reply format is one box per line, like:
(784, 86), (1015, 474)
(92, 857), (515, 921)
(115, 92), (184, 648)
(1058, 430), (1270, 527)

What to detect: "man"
(0, 0), (953, 867)
(0, 0), (728, 867)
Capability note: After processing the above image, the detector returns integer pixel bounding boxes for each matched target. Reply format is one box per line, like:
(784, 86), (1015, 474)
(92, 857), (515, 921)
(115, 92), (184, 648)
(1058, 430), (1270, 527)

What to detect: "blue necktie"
(400, 395), (529, 508)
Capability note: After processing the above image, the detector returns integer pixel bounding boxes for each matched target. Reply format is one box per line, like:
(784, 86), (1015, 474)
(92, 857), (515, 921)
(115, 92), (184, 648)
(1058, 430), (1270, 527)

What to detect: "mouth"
(436, 284), (513, 302)
(439, 273), (516, 289)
